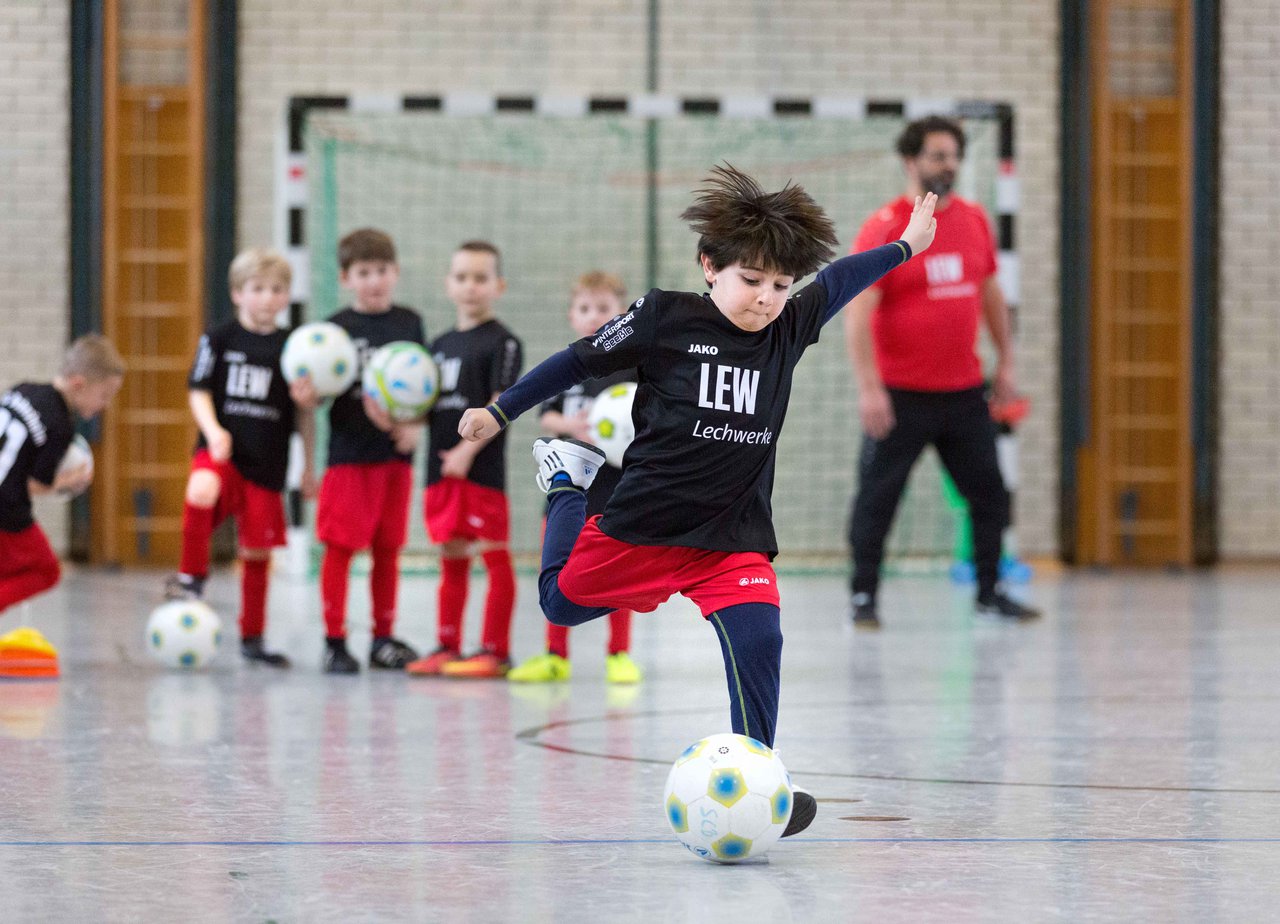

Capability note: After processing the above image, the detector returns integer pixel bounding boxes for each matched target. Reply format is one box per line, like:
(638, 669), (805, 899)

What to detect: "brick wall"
(0, 0), (69, 551)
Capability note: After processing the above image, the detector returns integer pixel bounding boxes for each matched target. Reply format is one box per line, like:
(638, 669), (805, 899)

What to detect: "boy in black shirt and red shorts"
(458, 166), (938, 839)
(406, 241), (522, 679)
(317, 229), (426, 674)
(166, 248), (316, 668)
(1, 335), (124, 619)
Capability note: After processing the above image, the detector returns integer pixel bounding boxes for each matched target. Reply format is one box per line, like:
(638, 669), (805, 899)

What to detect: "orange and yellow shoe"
(440, 649), (512, 679)
(0, 627), (61, 679)
(405, 647), (461, 676)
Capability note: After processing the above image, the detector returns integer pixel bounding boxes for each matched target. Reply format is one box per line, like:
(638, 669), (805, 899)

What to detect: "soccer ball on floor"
(587, 382), (637, 468)
(663, 732), (793, 863)
(146, 601), (222, 670)
(280, 321), (359, 397)
(362, 341), (439, 422)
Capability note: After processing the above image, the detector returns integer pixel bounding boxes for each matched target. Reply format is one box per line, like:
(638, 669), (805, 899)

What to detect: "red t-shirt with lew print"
(852, 195), (997, 392)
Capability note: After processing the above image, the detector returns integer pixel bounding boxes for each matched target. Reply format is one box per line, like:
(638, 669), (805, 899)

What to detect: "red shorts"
(557, 516), (780, 617)
(424, 477), (510, 544)
(0, 523), (59, 583)
(191, 450), (286, 549)
(317, 461), (413, 551)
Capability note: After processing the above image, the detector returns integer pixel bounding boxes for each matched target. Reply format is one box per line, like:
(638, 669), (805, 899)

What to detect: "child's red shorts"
(424, 477), (510, 544)
(190, 450), (286, 549)
(557, 516), (780, 617)
(316, 460), (412, 551)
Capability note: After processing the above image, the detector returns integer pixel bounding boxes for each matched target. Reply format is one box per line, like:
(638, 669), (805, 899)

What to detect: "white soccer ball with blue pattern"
(663, 732), (793, 863)
(146, 600), (222, 670)
(362, 341), (439, 422)
(586, 382), (637, 468)
(280, 321), (359, 397)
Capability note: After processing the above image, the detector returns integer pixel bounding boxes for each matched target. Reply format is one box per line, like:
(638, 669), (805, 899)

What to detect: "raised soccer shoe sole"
(781, 788), (817, 838)
(533, 437), (608, 493)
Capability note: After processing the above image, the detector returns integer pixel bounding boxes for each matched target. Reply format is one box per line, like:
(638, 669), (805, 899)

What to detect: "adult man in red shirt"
(843, 115), (1040, 626)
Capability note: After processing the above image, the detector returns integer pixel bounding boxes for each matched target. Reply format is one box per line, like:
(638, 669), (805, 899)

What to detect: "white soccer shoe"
(533, 437), (608, 493)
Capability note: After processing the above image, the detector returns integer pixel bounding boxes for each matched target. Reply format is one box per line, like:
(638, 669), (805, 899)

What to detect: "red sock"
(321, 544), (355, 639)
(240, 558), (269, 638)
(179, 502), (215, 577)
(607, 609), (633, 655)
(370, 546), (399, 638)
(546, 622), (570, 659)
(480, 548), (515, 659)
(438, 557), (470, 651)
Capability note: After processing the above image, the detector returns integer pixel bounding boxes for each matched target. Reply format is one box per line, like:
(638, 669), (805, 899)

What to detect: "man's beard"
(922, 172), (955, 197)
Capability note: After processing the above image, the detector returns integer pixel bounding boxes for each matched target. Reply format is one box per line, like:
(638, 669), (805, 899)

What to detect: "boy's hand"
(901, 192), (938, 257)
(362, 394), (395, 432)
(391, 422), (422, 455)
(567, 409), (592, 442)
(300, 466), (319, 499)
(458, 407), (500, 442)
(290, 375), (320, 410)
(208, 426), (233, 462)
(438, 444), (474, 479)
(859, 384), (896, 440)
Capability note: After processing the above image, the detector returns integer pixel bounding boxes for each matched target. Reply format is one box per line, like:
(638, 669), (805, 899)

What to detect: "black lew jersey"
(427, 320), (523, 490)
(189, 320), (297, 491)
(0, 383), (74, 532)
(569, 285), (837, 557)
(539, 368), (634, 517)
(326, 305), (426, 466)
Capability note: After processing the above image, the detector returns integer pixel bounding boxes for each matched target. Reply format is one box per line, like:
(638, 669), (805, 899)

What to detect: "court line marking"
(515, 708), (1280, 795)
(3, 838), (1280, 847)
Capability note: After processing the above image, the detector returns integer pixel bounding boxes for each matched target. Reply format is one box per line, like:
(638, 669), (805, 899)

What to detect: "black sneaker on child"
(782, 785), (817, 837)
(241, 636), (291, 668)
(163, 573), (205, 601)
(323, 637), (360, 674)
(369, 636), (418, 670)
(850, 592), (881, 629)
(975, 591), (1042, 621)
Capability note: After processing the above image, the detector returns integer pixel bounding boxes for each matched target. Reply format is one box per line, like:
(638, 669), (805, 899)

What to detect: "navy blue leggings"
(538, 485), (783, 746)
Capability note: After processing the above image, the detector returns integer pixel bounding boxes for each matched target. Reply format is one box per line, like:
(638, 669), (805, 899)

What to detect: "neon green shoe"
(605, 651), (643, 685)
(507, 652), (571, 683)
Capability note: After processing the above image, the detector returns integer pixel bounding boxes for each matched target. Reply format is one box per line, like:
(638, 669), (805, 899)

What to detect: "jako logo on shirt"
(688, 344), (718, 355)
(738, 576), (771, 586)
(925, 253), (964, 286)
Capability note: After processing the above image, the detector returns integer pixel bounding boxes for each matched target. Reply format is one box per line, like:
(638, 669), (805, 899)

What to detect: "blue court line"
(2, 837), (1279, 847)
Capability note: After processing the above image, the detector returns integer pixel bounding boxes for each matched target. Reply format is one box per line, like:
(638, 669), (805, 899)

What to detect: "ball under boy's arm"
(483, 347), (591, 430)
(816, 241), (912, 326)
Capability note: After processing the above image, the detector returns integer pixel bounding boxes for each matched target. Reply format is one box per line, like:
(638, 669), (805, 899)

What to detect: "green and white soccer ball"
(281, 321), (359, 397)
(54, 434), (94, 497)
(586, 381), (637, 468)
(146, 600), (223, 670)
(362, 341), (439, 422)
(663, 732), (793, 864)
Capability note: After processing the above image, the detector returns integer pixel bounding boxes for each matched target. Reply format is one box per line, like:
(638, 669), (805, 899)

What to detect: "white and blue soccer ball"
(362, 341), (439, 422)
(146, 600), (222, 670)
(54, 434), (94, 496)
(281, 321), (359, 397)
(587, 382), (637, 469)
(663, 732), (793, 864)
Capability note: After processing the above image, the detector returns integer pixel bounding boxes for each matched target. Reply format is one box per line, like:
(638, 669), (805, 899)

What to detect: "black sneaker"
(851, 592), (881, 629)
(782, 785), (817, 837)
(975, 591), (1042, 621)
(323, 638), (360, 674)
(164, 573), (205, 601)
(241, 636), (291, 668)
(369, 636), (419, 670)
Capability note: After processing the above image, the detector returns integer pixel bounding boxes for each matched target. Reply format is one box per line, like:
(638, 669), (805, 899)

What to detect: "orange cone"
(0, 627), (61, 679)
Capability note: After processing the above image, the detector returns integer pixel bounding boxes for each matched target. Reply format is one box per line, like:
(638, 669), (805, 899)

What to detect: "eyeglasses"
(918, 151), (962, 165)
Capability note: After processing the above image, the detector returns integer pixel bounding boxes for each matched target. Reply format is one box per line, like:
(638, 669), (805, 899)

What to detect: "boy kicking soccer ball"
(457, 165), (936, 839)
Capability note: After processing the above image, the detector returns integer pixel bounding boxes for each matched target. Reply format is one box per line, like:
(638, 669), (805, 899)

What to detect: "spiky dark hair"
(680, 164), (838, 278)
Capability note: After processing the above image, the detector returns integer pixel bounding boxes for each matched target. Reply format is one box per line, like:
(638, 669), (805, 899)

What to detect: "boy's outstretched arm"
(458, 348), (591, 441)
(818, 193), (938, 324)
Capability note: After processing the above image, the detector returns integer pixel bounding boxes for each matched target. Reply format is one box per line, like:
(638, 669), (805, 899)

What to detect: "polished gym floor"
(1, 563), (1276, 922)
